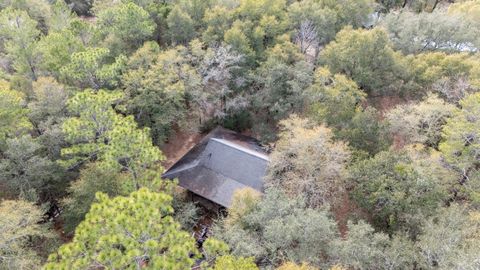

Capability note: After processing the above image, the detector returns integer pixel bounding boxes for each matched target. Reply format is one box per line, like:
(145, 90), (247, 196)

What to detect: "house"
(162, 127), (269, 208)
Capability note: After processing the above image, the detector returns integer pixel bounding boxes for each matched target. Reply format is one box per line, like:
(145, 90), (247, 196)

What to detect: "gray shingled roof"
(162, 127), (269, 207)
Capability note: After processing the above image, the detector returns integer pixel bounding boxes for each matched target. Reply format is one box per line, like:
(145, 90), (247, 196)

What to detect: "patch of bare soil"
(367, 95), (407, 118)
(332, 191), (371, 237)
(393, 133), (407, 150)
(160, 130), (203, 170)
(332, 192), (354, 237)
(367, 95), (412, 149)
(79, 15), (96, 23)
(53, 217), (73, 243)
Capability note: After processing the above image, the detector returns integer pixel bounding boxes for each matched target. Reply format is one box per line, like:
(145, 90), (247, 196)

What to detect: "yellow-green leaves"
(387, 94), (456, 147)
(305, 67), (366, 127)
(61, 89), (164, 183)
(61, 89), (121, 167)
(36, 29), (84, 77)
(440, 93), (480, 203)
(0, 83), (32, 148)
(123, 45), (197, 144)
(266, 116), (349, 208)
(1, 200), (51, 269)
(349, 148), (451, 235)
(44, 188), (198, 270)
(0, 7), (40, 81)
(321, 27), (405, 96)
(96, 2), (155, 54)
(60, 47), (126, 89)
(166, 6), (195, 45)
(210, 255), (259, 270)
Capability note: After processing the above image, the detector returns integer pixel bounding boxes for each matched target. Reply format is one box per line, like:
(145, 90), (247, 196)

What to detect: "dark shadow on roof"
(162, 127), (269, 207)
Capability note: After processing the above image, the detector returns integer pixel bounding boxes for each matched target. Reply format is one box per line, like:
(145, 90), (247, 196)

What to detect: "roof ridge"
(162, 160), (201, 178)
(209, 138), (269, 161)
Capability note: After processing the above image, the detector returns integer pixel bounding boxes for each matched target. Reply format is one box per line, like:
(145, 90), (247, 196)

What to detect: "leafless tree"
(432, 76), (477, 104)
(295, 20), (320, 61)
(192, 44), (246, 121)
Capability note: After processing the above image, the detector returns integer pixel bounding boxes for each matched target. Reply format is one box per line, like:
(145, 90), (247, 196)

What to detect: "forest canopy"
(1, 0), (480, 269)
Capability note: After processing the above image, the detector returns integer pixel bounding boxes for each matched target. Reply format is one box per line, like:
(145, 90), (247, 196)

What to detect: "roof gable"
(201, 138), (267, 190)
(162, 127), (269, 207)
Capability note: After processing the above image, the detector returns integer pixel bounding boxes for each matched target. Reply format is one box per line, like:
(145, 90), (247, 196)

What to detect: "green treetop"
(0, 7), (40, 82)
(0, 82), (31, 149)
(44, 188), (198, 270)
(1, 200), (52, 269)
(61, 89), (164, 188)
(96, 2), (155, 55)
(59, 47), (126, 90)
(440, 92), (480, 203)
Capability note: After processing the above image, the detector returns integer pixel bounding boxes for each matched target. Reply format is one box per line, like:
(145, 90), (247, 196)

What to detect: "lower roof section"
(162, 127), (269, 208)
(170, 165), (252, 207)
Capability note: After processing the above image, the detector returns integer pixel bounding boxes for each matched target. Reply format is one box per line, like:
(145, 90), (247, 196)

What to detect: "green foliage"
(96, 2), (155, 55)
(175, 0), (214, 28)
(409, 52), (480, 102)
(27, 77), (69, 160)
(321, 27), (407, 96)
(201, 238), (259, 269)
(215, 188), (338, 268)
(338, 107), (391, 156)
(210, 255), (259, 270)
(416, 204), (480, 269)
(383, 9), (480, 54)
(223, 21), (254, 62)
(235, 0), (287, 23)
(220, 0), (289, 60)
(166, 6), (195, 45)
(36, 29), (84, 77)
(387, 93), (456, 148)
(349, 147), (451, 235)
(59, 47), (126, 89)
(277, 262), (319, 270)
(93, 0), (171, 44)
(28, 77), (68, 124)
(47, 1), (76, 32)
(202, 5), (232, 45)
(226, 188), (262, 227)
(122, 41), (160, 70)
(304, 67), (390, 156)
(67, 17), (95, 46)
(171, 195), (199, 231)
(105, 114), (164, 183)
(0, 0), (52, 32)
(61, 163), (122, 233)
(439, 93), (480, 203)
(306, 67), (366, 128)
(0, 1), (479, 268)
(0, 200), (52, 269)
(0, 7), (40, 81)
(288, 0), (338, 56)
(0, 83), (31, 148)
(61, 89), (122, 167)
(448, 0), (480, 25)
(123, 45), (195, 143)
(266, 116), (350, 208)
(124, 40), (245, 143)
(332, 220), (416, 269)
(0, 135), (65, 201)
(332, 0), (375, 28)
(254, 38), (314, 120)
(377, 0), (440, 12)
(44, 188), (199, 269)
(61, 89), (164, 187)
